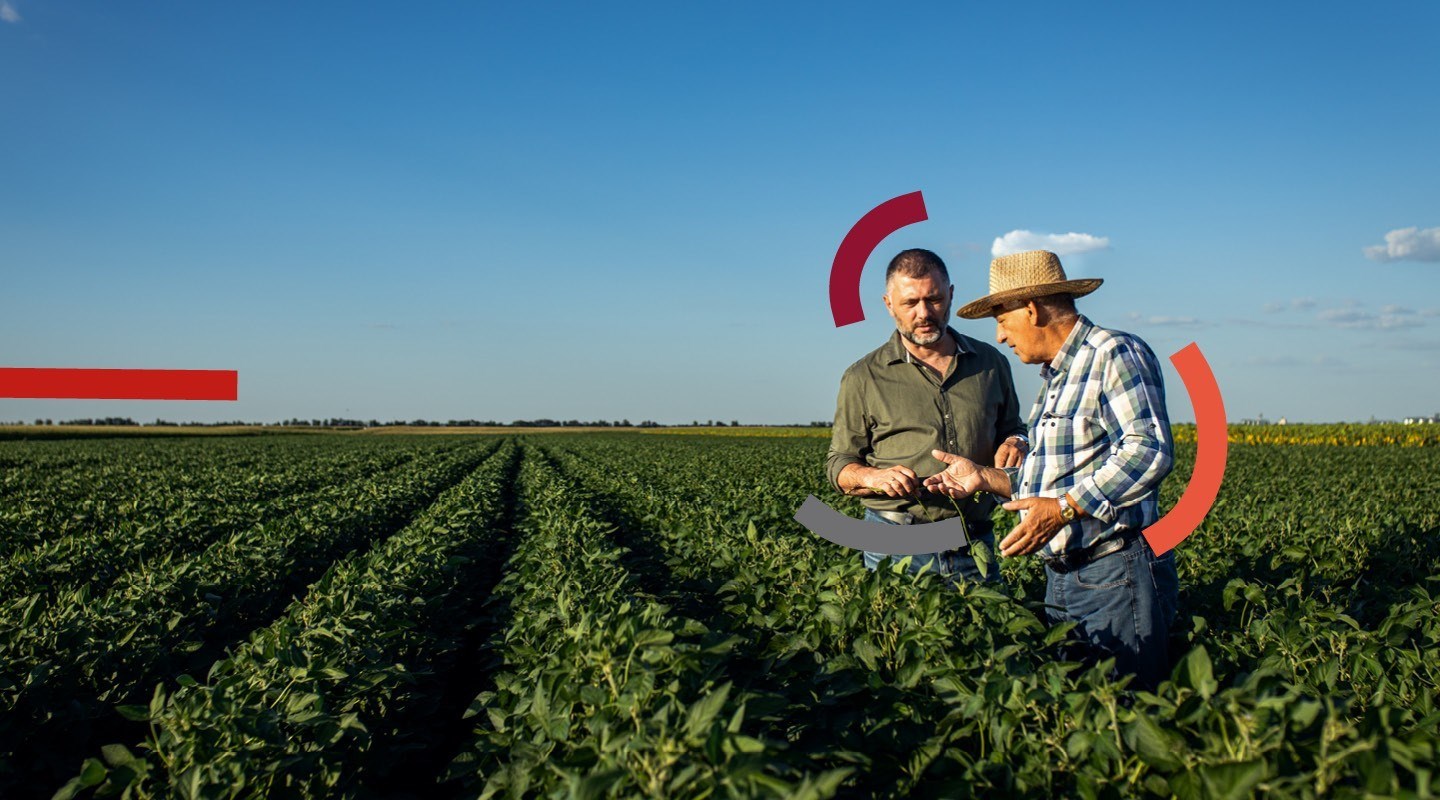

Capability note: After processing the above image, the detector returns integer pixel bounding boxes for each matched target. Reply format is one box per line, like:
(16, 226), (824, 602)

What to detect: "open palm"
(922, 449), (984, 498)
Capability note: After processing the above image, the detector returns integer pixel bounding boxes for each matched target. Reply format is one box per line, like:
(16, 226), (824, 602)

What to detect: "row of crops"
(1, 433), (1437, 797)
(1168, 422), (1440, 448)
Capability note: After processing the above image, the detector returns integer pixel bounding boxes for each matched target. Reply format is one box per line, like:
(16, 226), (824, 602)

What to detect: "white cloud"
(1382, 305), (1415, 315)
(1126, 312), (1205, 327)
(1263, 298), (1319, 313)
(1245, 355), (1348, 369)
(1378, 315), (1423, 329)
(1319, 309), (1370, 326)
(1228, 316), (1317, 330)
(0, 1), (21, 23)
(991, 230), (1110, 258)
(1318, 308), (1423, 330)
(1364, 226), (1440, 263)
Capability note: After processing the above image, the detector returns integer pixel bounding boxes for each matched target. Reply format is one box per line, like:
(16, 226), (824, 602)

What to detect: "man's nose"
(995, 323), (1006, 343)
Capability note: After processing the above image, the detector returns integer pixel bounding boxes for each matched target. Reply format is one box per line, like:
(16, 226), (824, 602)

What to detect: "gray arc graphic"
(793, 495), (970, 554)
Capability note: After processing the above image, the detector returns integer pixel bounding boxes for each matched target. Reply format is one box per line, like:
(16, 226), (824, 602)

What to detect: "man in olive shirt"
(827, 248), (1029, 586)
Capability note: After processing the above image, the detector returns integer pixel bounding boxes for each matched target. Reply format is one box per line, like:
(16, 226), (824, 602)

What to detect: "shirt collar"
(883, 326), (971, 365)
(1041, 314), (1094, 380)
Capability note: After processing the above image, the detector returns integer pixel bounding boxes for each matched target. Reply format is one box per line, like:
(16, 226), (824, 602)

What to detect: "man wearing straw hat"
(826, 248), (1030, 587)
(922, 249), (1179, 689)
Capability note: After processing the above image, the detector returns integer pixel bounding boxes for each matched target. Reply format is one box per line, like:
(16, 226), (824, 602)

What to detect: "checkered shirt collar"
(1040, 315), (1095, 381)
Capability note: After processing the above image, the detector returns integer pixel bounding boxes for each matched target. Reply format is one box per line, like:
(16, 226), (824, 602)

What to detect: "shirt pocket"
(1036, 410), (1105, 457)
(1040, 377), (1085, 419)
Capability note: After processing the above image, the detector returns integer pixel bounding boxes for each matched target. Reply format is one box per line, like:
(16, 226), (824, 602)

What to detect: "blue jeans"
(1043, 535), (1179, 690)
(860, 508), (1003, 587)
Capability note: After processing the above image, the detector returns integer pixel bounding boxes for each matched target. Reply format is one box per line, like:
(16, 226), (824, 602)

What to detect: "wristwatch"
(1057, 494), (1077, 522)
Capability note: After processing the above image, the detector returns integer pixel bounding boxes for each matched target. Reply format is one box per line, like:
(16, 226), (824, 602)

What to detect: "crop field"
(1, 431), (1437, 798)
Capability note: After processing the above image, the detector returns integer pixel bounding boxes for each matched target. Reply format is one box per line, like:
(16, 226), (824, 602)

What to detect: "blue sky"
(3, 2), (1437, 424)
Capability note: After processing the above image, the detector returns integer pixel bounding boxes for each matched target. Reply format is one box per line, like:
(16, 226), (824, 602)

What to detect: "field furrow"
(441, 445), (852, 799)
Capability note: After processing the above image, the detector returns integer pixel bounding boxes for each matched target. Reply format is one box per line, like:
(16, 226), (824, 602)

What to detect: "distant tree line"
(20, 418), (837, 428)
(343, 419), (661, 428)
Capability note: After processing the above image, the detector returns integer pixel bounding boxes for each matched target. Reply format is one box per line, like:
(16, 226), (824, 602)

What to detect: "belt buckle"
(1044, 535), (1131, 574)
(1085, 536), (1129, 562)
(873, 509), (915, 525)
(1040, 552), (1075, 574)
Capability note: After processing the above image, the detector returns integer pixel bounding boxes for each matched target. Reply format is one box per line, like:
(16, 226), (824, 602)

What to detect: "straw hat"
(956, 250), (1103, 319)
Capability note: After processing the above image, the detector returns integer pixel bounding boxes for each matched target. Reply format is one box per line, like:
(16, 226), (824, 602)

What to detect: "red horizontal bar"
(0, 368), (238, 401)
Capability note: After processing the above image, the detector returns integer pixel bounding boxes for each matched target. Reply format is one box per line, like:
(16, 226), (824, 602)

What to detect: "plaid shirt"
(1003, 315), (1173, 557)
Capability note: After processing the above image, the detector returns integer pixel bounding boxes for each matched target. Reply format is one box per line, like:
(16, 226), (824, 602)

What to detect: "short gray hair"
(1033, 293), (1077, 318)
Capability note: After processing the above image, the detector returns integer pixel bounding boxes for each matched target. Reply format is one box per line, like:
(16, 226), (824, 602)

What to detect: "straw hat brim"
(955, 278), (1103, 319)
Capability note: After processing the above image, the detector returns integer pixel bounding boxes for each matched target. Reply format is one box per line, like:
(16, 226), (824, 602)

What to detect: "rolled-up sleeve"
(825, 367), (870, 492)
(1069, 341), (1173, 523)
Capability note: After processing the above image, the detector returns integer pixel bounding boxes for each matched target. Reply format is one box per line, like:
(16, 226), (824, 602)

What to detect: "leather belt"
(1040, 532), (1139, 574)
(870, 509), (917, 525)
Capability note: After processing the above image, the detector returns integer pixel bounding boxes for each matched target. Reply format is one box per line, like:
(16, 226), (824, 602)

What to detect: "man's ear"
(1026, 299), (1044, 325)
(882, 291), (895, 318)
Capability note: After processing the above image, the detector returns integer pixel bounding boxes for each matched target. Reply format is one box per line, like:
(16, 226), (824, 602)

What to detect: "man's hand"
(999, 497), (1069, 557)
(922, 450), (985, 499)
(994, 435), (1028, 469)
(859, 465), (921, 498)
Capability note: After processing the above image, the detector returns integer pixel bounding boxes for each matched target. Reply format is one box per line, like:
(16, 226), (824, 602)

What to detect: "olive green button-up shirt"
(826, 327), (1027, 526)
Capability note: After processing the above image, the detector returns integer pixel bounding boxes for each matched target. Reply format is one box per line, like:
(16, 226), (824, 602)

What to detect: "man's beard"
(902, 319), (944, 346)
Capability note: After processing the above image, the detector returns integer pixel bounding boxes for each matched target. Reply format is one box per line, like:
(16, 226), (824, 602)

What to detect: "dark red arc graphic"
(829, 191), (929, 327)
